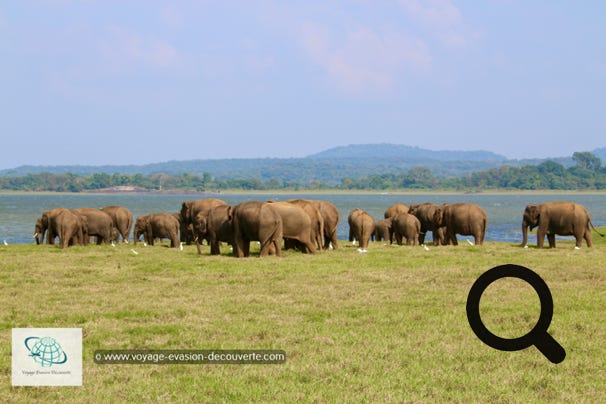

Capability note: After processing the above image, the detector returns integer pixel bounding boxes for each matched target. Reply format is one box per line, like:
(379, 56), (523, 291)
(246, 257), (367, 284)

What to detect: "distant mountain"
(0, 144), (602, 185)
(307, 144), (507, 162)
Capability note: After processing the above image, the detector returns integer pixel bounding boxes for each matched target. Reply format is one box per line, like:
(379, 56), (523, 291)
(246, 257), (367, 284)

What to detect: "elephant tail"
(589, 218), (605, 237)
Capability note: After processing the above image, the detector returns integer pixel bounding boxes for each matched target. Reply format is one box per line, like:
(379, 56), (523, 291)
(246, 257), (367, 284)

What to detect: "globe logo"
(24, 336), (68, 367)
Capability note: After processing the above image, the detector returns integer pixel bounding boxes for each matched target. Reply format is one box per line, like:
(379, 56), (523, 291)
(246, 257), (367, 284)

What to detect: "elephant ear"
(434, 207), (442, 220)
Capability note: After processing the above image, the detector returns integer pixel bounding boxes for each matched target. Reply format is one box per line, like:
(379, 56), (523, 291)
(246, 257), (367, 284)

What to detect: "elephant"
(180, 198), (227, 244)
(34, 208), (84, 248)
(134, 215), (150, 244)
(149, 213), (180, 248)
(408, 203), (446, 245)
(372, 218), (393, 242)
(392, 213), (421, 246)
(521, 201), (604, 248)
(192, 205), (234, 255)
(72, 208), (114, 245)
(34, 208), (66, 245)
(267, 201), (316, 254)
(54, 209), (86, 248)
(384, 203), (409, 219)
(285, 199), (325, 250)
(348, 208), (375, 250)
(306, 199), (340, 250)
(433, 203), (487, 245)
(229, 201), (283, 257)
(101, 205), (133, 243)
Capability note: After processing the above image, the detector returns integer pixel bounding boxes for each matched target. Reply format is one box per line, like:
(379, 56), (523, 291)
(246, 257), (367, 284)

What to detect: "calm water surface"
(1, 193), (605, 245)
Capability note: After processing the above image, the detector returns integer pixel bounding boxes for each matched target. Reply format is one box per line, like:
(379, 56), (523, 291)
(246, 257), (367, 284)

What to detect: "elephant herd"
(179, 198), (340, 257)
(34, 206), (132, 249)
(355, 201), (602, 250)
(353, 202), (488, 250)
(33, 199), (603, 253)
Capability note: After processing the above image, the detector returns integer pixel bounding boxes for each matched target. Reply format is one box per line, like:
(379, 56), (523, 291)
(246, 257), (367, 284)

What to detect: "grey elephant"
(101, 205), (133, 243)
(34, 208), (88, 248)
(372, 218), (393, 242)
(521, 201), (604, 248)
(34, 208), (84, 248)
(180, 198), (227, 244)
(134, 215), (150, 244)
(433, 203), (487, 246)
(192, 205), (234, 255)
(348, 208), (375, 250)
(229, 201), (283, 257)
(286, 199), (325, 251)
(392, 213), (421, 246)
(266, 201), (316, 254)
(72, 208), (114, 245)
(34, 207), (66, 245)
(384, 203), (409, 219)
(306, 199), (340, 250)
(408, 203), (446, 245)
(135, 213), (180, 247)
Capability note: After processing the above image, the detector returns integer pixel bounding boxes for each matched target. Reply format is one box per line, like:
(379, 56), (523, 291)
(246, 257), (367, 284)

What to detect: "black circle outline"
(466, 264), (553, 351)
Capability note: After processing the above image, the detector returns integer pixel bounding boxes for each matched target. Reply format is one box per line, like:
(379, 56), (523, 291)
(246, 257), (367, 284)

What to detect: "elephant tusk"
(33, 233), (38, 238)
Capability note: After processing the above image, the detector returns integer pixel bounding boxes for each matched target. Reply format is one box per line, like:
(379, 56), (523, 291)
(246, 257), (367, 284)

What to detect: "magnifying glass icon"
(466, 264), (566, 364)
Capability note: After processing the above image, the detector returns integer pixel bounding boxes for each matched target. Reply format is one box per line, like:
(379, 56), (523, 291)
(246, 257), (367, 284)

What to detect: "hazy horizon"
(3, 142), (602, 171)
(2, 1), (605, 169)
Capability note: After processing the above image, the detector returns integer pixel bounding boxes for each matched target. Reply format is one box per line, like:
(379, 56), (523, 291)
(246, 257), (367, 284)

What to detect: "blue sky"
(1, 1), (605, 169)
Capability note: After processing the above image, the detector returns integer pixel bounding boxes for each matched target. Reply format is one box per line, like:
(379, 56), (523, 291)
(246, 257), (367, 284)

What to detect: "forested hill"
(2, 150), (606, 192)
(0, 144), (606, 190)
(307, 144), (507, 161)
(0, 143), (581, 184)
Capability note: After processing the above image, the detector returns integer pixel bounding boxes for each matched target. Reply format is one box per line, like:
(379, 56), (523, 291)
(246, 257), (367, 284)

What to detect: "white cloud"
(301, 23), (430, 94)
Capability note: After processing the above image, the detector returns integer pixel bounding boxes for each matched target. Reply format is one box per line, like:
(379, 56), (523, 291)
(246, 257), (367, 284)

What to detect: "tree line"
(1, 152), (605, 192)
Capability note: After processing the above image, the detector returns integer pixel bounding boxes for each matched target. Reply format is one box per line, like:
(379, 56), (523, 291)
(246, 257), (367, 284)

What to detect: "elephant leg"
(259, 241), (271, 257)
(331, 231), (339, 250)
(537, 229), (546, 248)
(395, 232), (402, 245)
(303, 237), (316, 254)
(242, 239), (250, 257)
(196, 239), (203, 255)
(547, 233), (556, 248)
(48, 228), (56, 244)
(273, 239), (282, 257)
(584, 228), (593, 247)
(448, 230), (458, 245)
(232, 240), (242, 257)
(210, 238), (221, 255)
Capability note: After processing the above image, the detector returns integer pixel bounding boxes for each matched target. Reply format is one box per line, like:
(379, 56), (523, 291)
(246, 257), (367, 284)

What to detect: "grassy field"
(1, 236), (605, 402)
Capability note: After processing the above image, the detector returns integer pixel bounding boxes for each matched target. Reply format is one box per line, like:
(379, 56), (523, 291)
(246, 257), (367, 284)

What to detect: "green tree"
(572, 152), (602, 171)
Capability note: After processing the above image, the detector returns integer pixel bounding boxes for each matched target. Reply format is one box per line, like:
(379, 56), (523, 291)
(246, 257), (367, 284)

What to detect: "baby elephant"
(134, 213), (180, 248)
(392, 213), (421, 246)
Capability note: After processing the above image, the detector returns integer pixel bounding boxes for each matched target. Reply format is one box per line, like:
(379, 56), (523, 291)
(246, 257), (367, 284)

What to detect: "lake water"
(1, 193), (605, 245)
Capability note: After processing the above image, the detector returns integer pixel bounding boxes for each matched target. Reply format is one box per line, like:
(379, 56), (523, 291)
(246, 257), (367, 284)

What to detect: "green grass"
(1, 235), (605, 402)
